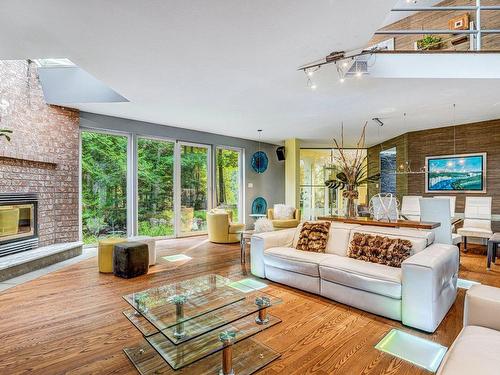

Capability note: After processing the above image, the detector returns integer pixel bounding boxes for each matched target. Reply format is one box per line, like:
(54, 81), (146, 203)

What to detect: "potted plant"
(324, 123), (380, 218)
(416, 35), (442, 50)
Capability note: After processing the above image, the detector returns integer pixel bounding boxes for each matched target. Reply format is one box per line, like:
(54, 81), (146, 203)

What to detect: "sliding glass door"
(80, 133), (241, 241)
(81, 130), (128, 244)
(215, 147), (243, 223)
(137, 138), (175, 237)
(178, 143), (211, 236)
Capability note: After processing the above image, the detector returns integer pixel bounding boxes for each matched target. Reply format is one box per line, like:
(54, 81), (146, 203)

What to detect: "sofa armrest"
(402, 243), (459, 332)
(250, 228), (296, 278)
(464, 284), (500, 331)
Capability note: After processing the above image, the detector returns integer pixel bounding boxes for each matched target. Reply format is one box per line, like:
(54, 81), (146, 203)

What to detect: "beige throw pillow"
(273, 204), (295, 220)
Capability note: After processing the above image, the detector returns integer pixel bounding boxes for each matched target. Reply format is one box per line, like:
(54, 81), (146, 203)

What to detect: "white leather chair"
(401, 196), (422, 221)
(457, 197), (493, 251)
(437, 284), (500, 375)
(420, 198), (461, 246)
(434, 196), (456, 218)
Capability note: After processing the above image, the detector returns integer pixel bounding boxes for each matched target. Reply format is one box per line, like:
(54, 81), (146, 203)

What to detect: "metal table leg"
(487, 240), (493, 270)
(219, 331), (236, 375)
(240, 234), (244, 264)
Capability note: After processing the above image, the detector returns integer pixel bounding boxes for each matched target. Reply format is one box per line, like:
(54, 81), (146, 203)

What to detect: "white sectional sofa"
(437, 284), (500, 374)
(251, 222), (459, 332)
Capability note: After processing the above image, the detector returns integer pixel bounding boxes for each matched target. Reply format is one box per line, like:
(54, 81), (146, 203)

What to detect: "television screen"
(426, 153), (486, 192)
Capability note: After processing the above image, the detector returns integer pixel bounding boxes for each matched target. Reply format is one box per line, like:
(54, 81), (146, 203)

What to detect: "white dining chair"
(401, 196), (422, 221)
(433, 196), (456, 218)
(457, 196), (493, 251)
(420, 198), (461, 246)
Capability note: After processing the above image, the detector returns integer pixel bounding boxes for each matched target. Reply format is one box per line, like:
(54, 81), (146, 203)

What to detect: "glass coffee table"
(122, 274), (282, 374)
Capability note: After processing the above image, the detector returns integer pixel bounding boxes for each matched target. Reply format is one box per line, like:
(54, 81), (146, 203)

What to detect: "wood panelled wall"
(368, 0), (500, 51)
(368, 118), (500, 218)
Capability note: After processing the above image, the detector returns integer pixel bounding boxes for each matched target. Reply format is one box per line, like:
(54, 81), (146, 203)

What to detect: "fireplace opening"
(0, 193), (38, 257)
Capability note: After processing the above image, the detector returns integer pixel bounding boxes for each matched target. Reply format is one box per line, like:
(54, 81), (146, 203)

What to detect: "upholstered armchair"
(207, 209), (244, 243)
(267, 207), (301, 228)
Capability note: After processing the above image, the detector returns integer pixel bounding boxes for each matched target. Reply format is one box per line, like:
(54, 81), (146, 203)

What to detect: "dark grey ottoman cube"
(113, 242), (149, 279)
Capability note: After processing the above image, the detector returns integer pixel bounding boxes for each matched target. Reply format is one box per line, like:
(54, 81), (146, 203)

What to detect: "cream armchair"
(267, 208), (301, 228)
(437, 284), (500, 374)
(207, 209), (244, 244)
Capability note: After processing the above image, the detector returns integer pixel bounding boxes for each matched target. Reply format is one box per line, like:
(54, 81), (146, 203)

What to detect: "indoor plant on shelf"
(324, 123), (380, 218)
(416, 35), (442, 50)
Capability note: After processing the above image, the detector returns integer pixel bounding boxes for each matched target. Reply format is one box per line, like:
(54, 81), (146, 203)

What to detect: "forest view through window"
(81, 131), (127, 244)
(137, 138), (174, 237)
(80, 132), (244, 243)
(216, 147), (242, 222)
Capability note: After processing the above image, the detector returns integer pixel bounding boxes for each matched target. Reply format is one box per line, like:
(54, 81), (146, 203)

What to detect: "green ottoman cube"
(113, 242), (149, 279)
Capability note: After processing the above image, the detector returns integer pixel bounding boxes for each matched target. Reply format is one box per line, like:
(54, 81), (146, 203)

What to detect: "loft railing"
(374, 0), (500, 51)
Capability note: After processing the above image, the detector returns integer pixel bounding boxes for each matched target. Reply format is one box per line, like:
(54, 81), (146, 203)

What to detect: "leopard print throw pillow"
(296, 221), (331, 253)
(348, 232), (412, 268)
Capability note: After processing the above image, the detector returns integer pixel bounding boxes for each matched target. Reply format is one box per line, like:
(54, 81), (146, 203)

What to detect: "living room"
(1, 1), (500, 374)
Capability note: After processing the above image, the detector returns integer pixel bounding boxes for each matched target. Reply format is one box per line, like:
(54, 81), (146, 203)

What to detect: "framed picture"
(448, 14), (470, 31)
(425, 152), (486, 193)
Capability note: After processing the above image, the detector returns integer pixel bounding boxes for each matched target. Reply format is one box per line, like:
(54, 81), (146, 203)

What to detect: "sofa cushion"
(437, 326), (500, 375)
(292, 222), (360, 255)
(264, 247), (331, 277)
(348, 226), (433, 254)
(296, 221), (331, 252)
(325, 223), (362, 256)
(319, 255), (402, 299)
(348, 232), (412, 268)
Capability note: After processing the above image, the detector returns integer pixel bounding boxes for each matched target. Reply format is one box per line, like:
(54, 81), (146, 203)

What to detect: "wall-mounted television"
(425, 153), (486, 193)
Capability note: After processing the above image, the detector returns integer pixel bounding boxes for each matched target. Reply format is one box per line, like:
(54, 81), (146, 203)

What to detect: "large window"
(80, 132), (243, 243)
(179, 143), (210, 236)
(300, 149), (336, 220)
(137, 138), (174, 237)
(81, 131), (128, 244)
(215, 147), (242, 222)
(300, 148), (368, 220)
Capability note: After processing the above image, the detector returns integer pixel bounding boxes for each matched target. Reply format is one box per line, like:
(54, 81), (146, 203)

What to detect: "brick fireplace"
(0, 60), (80, 254)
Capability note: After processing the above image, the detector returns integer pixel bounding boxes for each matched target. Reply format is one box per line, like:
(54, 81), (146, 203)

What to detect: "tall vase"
(342, 186), (359, 218)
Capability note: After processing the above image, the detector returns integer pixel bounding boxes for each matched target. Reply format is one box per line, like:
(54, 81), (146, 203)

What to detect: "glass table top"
(123, 274), (282, 343)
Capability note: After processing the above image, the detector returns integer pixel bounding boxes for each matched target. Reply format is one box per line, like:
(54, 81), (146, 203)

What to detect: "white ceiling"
(1, 0), (500, 147)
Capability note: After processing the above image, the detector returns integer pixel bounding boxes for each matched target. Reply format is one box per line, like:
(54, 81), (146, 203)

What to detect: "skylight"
(34, 58), (75, 68)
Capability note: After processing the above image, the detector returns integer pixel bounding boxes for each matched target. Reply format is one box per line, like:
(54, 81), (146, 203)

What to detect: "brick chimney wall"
(0, 60), (80, 246)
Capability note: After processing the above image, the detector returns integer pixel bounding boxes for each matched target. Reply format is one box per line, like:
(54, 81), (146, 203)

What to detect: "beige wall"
(285, 138), (300, 208)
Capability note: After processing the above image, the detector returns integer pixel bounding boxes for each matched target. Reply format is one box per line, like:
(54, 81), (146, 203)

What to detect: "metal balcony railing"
(374, 0), (500, 51)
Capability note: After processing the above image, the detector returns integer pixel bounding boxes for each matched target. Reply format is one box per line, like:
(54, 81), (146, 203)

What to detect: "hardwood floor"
(0, 238), (498, 375)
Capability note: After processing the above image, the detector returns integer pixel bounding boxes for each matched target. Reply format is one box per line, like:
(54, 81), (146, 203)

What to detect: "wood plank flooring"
(0, 238), (498, 375)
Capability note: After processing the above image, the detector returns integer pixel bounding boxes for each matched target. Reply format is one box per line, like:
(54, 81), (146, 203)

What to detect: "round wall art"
(251, 197), (268, 215)
(251, 151), (268, 173)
